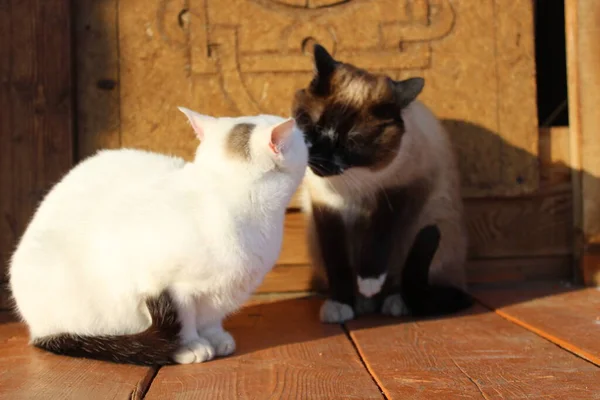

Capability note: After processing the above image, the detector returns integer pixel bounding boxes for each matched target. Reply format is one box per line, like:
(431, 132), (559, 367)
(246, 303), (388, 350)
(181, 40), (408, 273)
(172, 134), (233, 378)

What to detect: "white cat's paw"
(173, 337), (215, 364)
(357, 273), (387, 298)
(381, 294), (410, 317)
(320, 299), (355, 323)
(204, 330), (236, 357)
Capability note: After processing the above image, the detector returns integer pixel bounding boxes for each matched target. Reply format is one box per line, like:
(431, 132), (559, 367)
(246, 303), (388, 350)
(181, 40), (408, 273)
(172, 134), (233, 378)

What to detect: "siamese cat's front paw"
(173, 337), (215, 364)
(381, 294), (410, 317)
(320, 299), (355, 323)
(204, 330), (236, 357)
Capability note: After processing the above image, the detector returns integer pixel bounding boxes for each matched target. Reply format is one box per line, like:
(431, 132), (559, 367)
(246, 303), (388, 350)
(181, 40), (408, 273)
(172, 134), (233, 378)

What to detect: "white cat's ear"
(269, 118), (296, 154)
(178, 107), (215, 140)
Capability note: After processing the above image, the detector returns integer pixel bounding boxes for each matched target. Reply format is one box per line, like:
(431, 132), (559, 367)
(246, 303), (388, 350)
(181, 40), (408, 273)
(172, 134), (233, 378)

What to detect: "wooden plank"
(0, 0), (74, 311)
(118, 0), (197, 160)
(74, 0), (121, 159)
(145, 298), (383, 400)
(474, 285), (600, 366)
(257, 257), (572, 294)
(0, 313), (156, 400)
(539, 126), (571, 190)
(247, 292), (315, 306)
(465, 191), (572, 259)
(466, 256), (572, 284)
(281, 190), (572, 266)
(256, 264), (319, 294)
(279, 212), (309, 265)
(347, 304), (600, 399)
(492, 0), (539, 196)
(565, 0), (600, 285)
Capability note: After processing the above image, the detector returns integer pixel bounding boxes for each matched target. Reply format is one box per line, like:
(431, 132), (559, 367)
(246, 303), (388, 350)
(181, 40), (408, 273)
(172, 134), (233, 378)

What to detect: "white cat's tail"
(32, 292), (181, 365)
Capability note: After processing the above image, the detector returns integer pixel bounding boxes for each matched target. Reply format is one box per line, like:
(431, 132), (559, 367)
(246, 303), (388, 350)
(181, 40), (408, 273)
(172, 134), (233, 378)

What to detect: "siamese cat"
(292, 45), (472, 323)
(9, 110), (308, 364)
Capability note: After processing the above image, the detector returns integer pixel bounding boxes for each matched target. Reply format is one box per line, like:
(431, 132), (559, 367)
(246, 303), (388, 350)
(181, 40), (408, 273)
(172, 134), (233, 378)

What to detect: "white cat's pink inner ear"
(269, 118), (296, 153)
(178, 106), (209, 140)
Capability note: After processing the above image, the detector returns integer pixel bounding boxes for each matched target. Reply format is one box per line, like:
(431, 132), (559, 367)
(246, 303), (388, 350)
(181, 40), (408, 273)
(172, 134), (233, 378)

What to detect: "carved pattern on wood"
(157, 0), (455, 113)
(134, 0), (539, 197)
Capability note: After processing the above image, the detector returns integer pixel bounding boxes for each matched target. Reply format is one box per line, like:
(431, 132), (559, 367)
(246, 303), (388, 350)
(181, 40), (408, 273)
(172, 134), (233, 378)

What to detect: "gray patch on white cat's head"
(226, 123), (255, 161)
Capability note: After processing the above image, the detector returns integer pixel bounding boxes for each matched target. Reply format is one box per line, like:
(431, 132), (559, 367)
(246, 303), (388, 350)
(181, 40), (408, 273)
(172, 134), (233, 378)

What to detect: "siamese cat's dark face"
(292, 45), (425, 177)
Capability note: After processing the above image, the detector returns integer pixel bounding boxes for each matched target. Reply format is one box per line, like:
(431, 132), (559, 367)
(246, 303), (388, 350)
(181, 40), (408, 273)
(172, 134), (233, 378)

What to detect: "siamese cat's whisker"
(339, 175), (361, 196)
(342, 174), (365, 195)
(309, 156), (333, 163)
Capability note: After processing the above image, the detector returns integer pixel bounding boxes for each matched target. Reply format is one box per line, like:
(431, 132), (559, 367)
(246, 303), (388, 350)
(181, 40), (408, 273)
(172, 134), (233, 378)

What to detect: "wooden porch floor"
(1, 283), (599, 399)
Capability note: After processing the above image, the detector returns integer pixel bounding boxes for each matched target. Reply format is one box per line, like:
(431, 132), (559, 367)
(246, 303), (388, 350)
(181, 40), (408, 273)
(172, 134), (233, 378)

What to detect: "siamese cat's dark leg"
(354, 203), (397, 315)
(356, 184), (429, 316)
(381, 224), (441, 317)
(311, 204), (356, 323)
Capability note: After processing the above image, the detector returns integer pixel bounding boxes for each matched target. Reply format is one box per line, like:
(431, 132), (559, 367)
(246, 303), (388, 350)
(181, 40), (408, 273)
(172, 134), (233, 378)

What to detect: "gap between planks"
(489, 308), (600, 367)
(340, 324), (388, 400)
(474, 295), (600, 367)
(134, 367), (160, 400)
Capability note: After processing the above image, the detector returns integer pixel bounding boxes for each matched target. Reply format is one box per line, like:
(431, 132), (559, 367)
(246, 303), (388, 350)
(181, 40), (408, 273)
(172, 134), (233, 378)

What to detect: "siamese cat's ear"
(393, 77), (425, 109)
(269, 118), (296, 154)
(313, 44), (338, 80)
(178, 107), (216, 140)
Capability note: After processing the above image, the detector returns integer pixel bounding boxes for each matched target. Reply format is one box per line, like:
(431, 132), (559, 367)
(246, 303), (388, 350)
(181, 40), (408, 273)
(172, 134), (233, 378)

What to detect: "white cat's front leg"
(198, 322), (236, 357)
(194, 299), (236, 357)
(172, 296), (216, 364)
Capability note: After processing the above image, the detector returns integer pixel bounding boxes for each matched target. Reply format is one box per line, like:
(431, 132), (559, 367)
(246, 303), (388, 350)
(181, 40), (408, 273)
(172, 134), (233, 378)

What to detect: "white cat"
(8, 108), (308, 365)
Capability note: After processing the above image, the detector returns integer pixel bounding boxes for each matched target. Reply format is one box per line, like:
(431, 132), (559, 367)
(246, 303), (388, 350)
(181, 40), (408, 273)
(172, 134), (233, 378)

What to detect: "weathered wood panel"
(465, 192), (572, 259)
(118, 0), (197, 159)
(465, 256), (572, 285)
(347, 305), (600, 399)
(0, 313), (156, 400)
(74, 0), (121, 158)
(79, 0), (539, 196)
(565, 0), (600, 285)
(0, 0), (73, 298)
(145, 298), (383, 399)
(475, 285), (600, 366)
(539, 127), (571, 190)
(280, 189), (572, 266)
